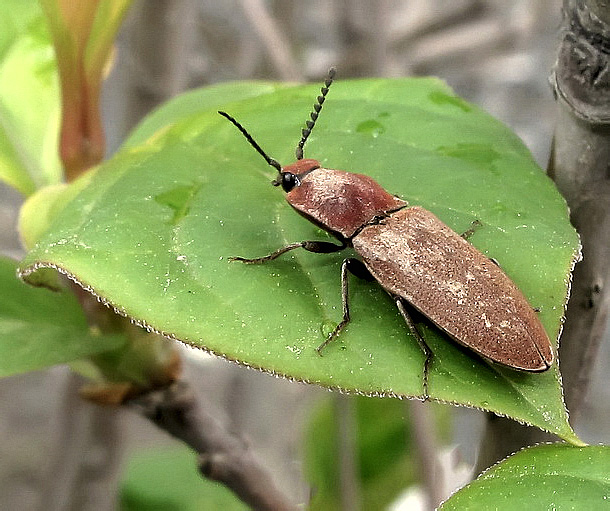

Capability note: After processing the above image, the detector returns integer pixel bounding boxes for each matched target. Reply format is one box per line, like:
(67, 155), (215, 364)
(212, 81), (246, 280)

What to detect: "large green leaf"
(123, 81), (293, 149)
(0, 256), (124, 377)
(19, 170), (95, 251)
(0, 0), (61, 195)
(440, 444), (610, 510)
(18, 77), (581, 441)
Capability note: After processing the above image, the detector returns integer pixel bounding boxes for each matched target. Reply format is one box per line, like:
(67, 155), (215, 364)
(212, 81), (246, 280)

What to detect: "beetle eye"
(281, 172), (299, 192)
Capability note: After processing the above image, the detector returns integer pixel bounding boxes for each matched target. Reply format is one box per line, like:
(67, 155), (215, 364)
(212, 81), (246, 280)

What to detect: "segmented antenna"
(295, 67), (336, 160)
(218, 111), (282, 172)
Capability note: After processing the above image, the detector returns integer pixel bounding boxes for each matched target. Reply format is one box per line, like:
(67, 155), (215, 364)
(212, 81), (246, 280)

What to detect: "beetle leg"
(316, 258), (371, 354)
(230, 240), (345, 264)
(460, 219), (482, 240)
(395, 298), (432, 401)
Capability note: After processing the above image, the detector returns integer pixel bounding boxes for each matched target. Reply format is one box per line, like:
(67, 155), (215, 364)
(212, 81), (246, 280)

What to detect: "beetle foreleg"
(395, 299), (432, 401)
(316, 258), (371, 355)
(230, 240), (346, 264)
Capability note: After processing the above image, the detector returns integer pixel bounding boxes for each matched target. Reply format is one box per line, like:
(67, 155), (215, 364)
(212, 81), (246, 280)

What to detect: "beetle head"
(218, 68), (336, 193)
(271, 158), (320, 192)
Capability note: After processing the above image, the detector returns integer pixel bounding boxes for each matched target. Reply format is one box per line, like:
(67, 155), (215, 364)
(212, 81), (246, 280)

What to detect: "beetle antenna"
(295, 67), (336, 160)
(218, 111), (282, 172)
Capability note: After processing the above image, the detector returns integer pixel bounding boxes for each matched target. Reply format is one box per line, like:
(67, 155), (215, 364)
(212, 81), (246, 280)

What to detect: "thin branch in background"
(390, 0), (486, 44)
(239, 0), (304, 81)
(123, 0), (196, 135)
(369, 0), (392, 76)
(404, 17), (516, 73)
(236, 30), (265, 77)
(40, 371), (124, 511)
(408, 400), (442, 511)
(475, 0), (610, 473)
(548, 0), (610, 420)
(127, 380), (297, 511)
(336, 395), (361, 511)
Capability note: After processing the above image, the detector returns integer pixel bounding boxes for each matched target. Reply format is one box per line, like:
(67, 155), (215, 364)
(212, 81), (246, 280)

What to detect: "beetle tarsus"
(317, 258), (357, 354)
(229, 242), (306, 264)
(396, 298), (432, 400)
(316, 316), (349, 355)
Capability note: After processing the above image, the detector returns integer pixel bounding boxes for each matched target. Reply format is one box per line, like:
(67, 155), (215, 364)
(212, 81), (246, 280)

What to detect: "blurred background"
(1, 0), (608, 509)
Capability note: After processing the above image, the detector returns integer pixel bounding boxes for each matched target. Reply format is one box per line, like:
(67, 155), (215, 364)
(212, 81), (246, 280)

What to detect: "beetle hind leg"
(316, 258), (374, 354)
(395, 299), (432, 401)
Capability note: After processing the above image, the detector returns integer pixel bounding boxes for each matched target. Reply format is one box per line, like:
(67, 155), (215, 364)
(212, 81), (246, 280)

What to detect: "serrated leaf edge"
(18, 258), (583, 444)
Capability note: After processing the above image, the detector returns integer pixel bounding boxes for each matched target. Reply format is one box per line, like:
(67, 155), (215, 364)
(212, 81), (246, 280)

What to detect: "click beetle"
(218, 68), (554, 395)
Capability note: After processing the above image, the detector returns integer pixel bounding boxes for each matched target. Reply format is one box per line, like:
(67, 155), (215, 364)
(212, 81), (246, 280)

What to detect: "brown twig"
(475, 0), (610, 473)
(336, 395), (361, 511)
(239, 0), (303, 81)
(408, 400), (443, 510)
(40, 371), (125, 511)
(547, 0), (610, 420)
(127, 380), (296, 511)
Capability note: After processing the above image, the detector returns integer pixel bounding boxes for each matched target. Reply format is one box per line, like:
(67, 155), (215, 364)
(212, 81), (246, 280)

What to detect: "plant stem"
(239, 0), (303, 81)
(475, 0), (610, 473)
(336, 395), (361, 511)
(128, 380), (297, 511)
(409, 400), (442, 510)
(548, 0), (610, 421)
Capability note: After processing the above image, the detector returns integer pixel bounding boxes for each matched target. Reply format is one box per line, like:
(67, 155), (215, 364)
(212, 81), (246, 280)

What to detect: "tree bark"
(475, 0), (610, 474)
(128, 380), (297, 511)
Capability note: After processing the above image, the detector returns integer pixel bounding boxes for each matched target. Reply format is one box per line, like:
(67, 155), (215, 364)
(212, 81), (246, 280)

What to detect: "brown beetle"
(218, 68), (553, 394)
